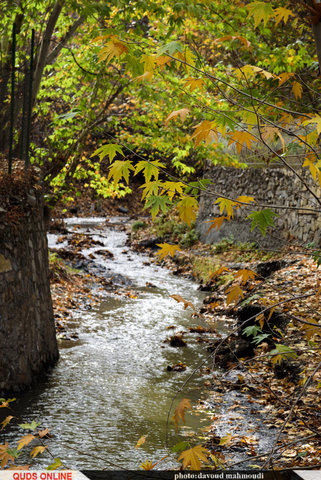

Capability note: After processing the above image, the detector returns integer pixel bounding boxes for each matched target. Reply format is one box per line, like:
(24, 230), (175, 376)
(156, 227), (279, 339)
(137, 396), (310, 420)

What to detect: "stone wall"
(0, 165), (59, 394)
(196, 166), (321, 248)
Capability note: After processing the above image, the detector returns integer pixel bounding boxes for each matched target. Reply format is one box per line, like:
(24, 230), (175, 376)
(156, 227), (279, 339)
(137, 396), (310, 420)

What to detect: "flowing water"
(4, 218), (216, 470)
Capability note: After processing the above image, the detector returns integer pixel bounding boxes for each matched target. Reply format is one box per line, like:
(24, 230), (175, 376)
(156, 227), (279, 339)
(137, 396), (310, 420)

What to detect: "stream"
(6, 217), (216, 470)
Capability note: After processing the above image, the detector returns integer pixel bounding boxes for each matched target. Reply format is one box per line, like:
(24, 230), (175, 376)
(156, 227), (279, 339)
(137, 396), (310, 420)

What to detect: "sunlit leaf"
(183, 77), (205, 92)
(292, 81), (303, 100)
(302, 115), (321, 135)
(98, 36), (128, 63)
(274, 7), (295, 26)
(17, 435), (35, 451)
(1, 415), (14, 430)
(140, 459), (157, 470)
(228, 130), (256, 154)
(177, 196), (198, 226)
(215, 197), (236, 219)
(135, 160), (166, 182)
(30, 445), (47, 458)
(234, 269), (257, 284)
(178, 444), (210, 470)
(247, 2), (274, 28)
(91, 144), (124, 163)
(107, 160), (135, 185)
(156, 243), (182, 259)
(18, 421), (40, 431)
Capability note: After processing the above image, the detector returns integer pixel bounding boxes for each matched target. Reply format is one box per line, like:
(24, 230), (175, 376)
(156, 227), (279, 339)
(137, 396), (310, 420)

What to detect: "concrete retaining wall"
(0, 166), (59, 394)
(196, 166), (321, 248)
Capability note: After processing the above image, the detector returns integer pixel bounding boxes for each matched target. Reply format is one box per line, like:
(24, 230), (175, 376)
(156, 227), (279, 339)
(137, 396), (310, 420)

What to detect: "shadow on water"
(3, 218), (218, 470)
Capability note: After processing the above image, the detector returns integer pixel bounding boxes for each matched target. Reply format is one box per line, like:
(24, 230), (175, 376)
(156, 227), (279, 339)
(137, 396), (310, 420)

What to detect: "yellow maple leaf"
(257, 313), (265, 329)
(170, 294), (196, 311)
(156, 243), (181, 259)
(206, 216), (228, 232)
(135, 71), (153, 82)
(236, 195), (255, 205)
(210, 266), (231, 280)
(135, 435), (148, 449)
(278, 72), (294, 87)
(1, 415), (14, 430)
(177, 196), (198, 226)
(98, 36), (128, 63)
(292, 81), (303, 100)
(236, 64), (274, 81)
(161, 181), (184, 201)
(303, 157), (321, 185)
(17, 434), (35, 451)
(30, 445), (47, 458)
(140, 459), (157, 470)
(141, 54), (155, 73)
(190, 120), (215, 146)
(178, 444), (210, 470)
(175, 49), (196, 73)
(250, 65), (274, 80)
(228, 130), (255, 154)
(302, 115), (321, 135)
(155, 55), (172, 69)
(226, 285), (244, 306)
(274, 7), (295, 26)
(173, 398), (192, 432)
(183, 77), (205, 92)
(234, 269), (257, 284)
(247, 2), (274, 28)
(165, 108), (190, 127)
(215, 197), (236, 219)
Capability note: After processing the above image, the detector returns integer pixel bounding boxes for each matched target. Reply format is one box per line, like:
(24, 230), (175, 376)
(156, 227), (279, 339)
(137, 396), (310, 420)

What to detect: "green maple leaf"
(140, 180), (163, 200)
(46, 458), (63, 471)
(247, 2), (274, 28)
(91, 144), (124, 163)
(107, 160), (134, 185)
(158, 41), (183, 55)
(135, 160), (166, 182)
(144, 195), (170, 220)
(247, 209), (278, 237)
(18, 421), (40, 431)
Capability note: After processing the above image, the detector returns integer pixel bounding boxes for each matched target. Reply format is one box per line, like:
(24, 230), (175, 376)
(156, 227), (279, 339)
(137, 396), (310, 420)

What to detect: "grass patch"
(132, 220), (148, 233)
(49, 251), (80, 281)
(153, 213), (199, 247)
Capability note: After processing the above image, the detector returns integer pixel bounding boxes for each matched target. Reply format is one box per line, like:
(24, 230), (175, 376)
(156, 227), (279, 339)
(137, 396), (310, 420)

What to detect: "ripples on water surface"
(5, 218), (214, 470)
